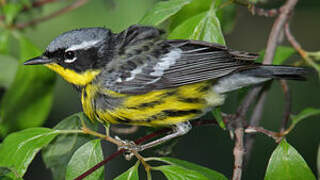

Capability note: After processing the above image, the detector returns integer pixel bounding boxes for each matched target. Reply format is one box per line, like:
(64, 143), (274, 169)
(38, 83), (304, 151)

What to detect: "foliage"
(0, 2), (56, 136)
(0, 35), (56, 136)
(265, 139), (316, 180)
(42, 113), (98, 180)
(0, 0), (319, 180)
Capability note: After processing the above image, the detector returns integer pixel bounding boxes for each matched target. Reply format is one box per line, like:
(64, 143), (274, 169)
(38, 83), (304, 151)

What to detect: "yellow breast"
(81, 84), (98, 122)
(93, 81), (224, 126)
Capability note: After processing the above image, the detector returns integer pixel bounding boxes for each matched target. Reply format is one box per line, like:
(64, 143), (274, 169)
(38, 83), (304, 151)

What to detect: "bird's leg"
(119, 121), (192, 152)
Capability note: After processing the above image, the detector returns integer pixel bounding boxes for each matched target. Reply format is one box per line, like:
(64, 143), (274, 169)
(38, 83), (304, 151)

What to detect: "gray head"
(25, 27), (114, 72)
(46, 27), (109, 53)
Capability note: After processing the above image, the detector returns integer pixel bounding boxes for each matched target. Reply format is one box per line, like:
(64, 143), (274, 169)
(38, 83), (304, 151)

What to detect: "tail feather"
(242, 65), (310, 80)
(213, 65), (310, 94)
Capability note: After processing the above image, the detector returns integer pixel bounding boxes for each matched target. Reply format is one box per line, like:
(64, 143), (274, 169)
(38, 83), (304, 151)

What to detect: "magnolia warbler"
(24, 25), (308, 151)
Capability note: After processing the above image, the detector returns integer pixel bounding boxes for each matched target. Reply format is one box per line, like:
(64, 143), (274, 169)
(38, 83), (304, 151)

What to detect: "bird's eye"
(64, 51), (76, 63)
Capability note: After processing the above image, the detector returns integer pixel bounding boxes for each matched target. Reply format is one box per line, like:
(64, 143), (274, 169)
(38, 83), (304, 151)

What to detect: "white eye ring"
(64, 51), (77, 63)
(64, 57), (77, 63)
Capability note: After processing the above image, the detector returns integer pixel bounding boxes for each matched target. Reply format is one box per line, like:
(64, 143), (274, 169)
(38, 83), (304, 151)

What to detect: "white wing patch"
(116, 77), (122, 83)
(150, 48), (182, 77)
(66, 40), (100, 51)
(125, 64), (147, 81)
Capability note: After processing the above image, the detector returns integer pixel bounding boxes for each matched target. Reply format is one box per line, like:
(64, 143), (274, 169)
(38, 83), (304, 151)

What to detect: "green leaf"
(168, 12), (207, 39)
(290, 107), (320, 127)
(256, 46), (295, 65)
(156, 165), (209, 180)
(66, 139), (104, 180)
(153, 157), (228, 180)
(216, 2), (236, 34)
(139, 0), (193, 26)
(0, 30), (10, 54)
(0, 128), (59, 178)
(2, 3), (23, 25)
(0, 55), (18, 89)
(264, 139), (316, 180)
(168, 0), (212, 31)
(0, 167), (15, 179)
(212, 107), (225, 129)
(114, 161), (139, 180)
(42, 113), (98, 180)
(0, 36), (56, 136)
(169, 1), (225, 45)
(190, 7), (225, 44)
(21, 0), (32, 7)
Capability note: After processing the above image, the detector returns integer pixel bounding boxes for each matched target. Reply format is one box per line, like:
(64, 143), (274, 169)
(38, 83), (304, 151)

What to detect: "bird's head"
(24, 27), (113, 86)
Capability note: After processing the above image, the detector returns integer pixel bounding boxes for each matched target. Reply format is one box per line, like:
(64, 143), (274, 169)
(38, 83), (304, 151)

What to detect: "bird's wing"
(101, 28), (260, 94)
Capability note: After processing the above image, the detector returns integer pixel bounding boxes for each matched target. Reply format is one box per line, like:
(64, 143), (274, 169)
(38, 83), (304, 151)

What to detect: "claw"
(115, 136), (143, 160)
(118, 140), (143, 152)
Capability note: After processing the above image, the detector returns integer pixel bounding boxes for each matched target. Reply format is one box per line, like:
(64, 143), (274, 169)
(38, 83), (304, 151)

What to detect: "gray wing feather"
(101, 36), (259, 94)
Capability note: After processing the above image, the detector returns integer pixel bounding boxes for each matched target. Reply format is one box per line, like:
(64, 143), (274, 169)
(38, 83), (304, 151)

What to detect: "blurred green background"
(3, 0), (320, 179)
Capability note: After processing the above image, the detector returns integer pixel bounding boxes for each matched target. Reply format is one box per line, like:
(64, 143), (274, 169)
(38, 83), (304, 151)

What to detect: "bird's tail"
(242, 65), (310, 80)
(213, 65), (310, 94)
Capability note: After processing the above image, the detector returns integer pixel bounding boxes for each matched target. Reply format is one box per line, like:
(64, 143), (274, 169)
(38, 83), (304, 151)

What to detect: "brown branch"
(15, 0), (89, 29)
(237, 86), (263, 118)
(245, 126), (282, 142)
(232, 0), (280, 17)
(232, 126), (244, 180)
(285, 23), (320, 73)
(284, 23), (305, 56)
(280, 80), (291, 132)
(249, 6), (280, 17)
(22, 0), (58, 11)
(231, 86), (262, 180)
(263, 0), (298, 65)
(75, 119), (218, 180)
(0, 0), (59, 24)
(249, 90), (268, 128)
(244, 89), (267, 165)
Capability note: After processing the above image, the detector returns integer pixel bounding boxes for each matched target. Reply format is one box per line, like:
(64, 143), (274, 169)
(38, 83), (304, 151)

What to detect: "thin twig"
(231, 86), (262, 180)
(22, 0), (58, 11)
(249, 6), (280, 17)
(232, 0), (280, 17)
(280, 80), (291, 132)
(232, 126), (244, 180)
(237, 86), (263, 118)
(248, 90), (268, 128)
(245, 126), (282, 142)
(15, 0), (89, 29)
(244, 89), (267, 165)
(285, 23), (320, 73)
(74, 149), (125, 180)
(263, 0), (298, 65)
(0, 0), (59, 23)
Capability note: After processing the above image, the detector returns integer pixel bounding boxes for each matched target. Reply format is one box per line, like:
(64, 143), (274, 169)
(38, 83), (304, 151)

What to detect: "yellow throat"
(45, 63), (101, 86)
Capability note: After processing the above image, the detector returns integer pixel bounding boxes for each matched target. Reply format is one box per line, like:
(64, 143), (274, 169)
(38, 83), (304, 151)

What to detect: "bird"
(24, 25), (308, 151)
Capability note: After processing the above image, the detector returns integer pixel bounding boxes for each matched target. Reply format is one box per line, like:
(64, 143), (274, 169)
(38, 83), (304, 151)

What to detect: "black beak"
(24, 56), (52, 65)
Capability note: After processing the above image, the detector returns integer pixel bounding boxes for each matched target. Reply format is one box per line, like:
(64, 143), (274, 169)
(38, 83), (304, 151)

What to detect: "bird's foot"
(115, 136), (143, 160)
